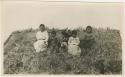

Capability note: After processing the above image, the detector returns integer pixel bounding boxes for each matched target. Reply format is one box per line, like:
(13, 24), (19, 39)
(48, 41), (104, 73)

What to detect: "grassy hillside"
(4, 27), (122, 74)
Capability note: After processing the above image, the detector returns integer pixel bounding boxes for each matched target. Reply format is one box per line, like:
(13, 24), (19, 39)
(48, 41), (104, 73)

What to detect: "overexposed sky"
(1, 1), (124, 41)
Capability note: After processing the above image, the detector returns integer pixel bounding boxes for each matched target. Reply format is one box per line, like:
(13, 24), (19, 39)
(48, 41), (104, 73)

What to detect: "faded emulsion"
(2, 2), (123, 74)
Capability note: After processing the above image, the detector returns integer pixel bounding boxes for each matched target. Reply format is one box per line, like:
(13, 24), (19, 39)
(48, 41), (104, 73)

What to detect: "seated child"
(34, 24), (49, 53)
(48, 30), (60, 53)
(68, 30), (81, 56)
(60, 29), (69, 52)
(80, 26), (95, 56)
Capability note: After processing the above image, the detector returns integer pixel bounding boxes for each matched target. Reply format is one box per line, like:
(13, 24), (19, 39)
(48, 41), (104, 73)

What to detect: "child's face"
(52, 33), (56, 37)
(39, 26), (45, 32)
(86, 28), (92, 33)
(72, 34), (77, 38)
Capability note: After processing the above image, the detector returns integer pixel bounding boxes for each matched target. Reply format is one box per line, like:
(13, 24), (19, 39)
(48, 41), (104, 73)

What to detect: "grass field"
(4, 27), (122, 74)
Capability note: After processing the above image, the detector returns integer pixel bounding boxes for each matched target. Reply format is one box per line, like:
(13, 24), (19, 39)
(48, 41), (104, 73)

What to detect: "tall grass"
(4, 27), (122, 74)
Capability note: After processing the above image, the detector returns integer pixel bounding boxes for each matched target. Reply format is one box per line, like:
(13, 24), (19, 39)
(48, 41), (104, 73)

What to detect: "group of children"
(34, 24), (95, 56)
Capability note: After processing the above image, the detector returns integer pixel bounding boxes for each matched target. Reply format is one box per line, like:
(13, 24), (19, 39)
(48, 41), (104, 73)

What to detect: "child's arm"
(83, 34), (88, 40)
(48, 38), (51, 47)
(57, 38), (61, 47)
(75, 38), (80, 46)
(68, 37), (72, 45)
(45, 31), (49, 42)
(36, 32), (40, 40)
(90, 34), (95, 41)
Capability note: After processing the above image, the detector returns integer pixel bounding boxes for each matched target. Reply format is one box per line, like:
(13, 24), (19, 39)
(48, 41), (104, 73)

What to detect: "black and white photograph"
(1, 1), (123, 75)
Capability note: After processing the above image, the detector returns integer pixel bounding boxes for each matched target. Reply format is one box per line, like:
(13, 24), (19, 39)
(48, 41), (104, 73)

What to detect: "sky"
(1, 1), (124, 41)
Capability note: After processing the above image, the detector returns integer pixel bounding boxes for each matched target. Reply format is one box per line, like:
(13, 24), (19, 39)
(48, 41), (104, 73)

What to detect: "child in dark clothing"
(48, 30), (60, 53)
(80, 26), (95, 56)
(83, 26), (95, 49)
(60, 29), (71, 52)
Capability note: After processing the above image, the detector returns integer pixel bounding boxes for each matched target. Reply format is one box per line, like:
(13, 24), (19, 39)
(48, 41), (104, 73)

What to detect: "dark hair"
(86, 25), (92, 30)
(72, 30), (77, 35)
(39, 24), (45, 28)
(51, 30), (56, 34)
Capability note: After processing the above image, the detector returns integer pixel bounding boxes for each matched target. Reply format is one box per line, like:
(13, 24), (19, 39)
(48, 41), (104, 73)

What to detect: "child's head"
(86, 25), (92, 33)
(51, 30), (56, 37)
(72, 30), (77, 38)
(39, 24), (45, 32)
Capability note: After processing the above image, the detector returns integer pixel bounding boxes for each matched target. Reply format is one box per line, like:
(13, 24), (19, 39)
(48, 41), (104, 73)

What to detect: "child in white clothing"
(68, 30), (81, 56)
(34, 24), (49, 52)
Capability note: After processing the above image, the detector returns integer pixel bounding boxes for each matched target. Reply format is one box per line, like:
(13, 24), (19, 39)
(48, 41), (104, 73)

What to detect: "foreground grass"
(4, 27), (122, 74)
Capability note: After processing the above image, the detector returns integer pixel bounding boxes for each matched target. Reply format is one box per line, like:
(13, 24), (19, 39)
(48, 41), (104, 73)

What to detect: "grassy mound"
(4, 27), (122, 74)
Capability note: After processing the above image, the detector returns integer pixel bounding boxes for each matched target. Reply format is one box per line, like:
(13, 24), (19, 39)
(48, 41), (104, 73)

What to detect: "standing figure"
(34, 24), (49, 52)
(68, 30), (81, 56)
(80, 25), (95, 56)
(48, 30), (60, 53)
